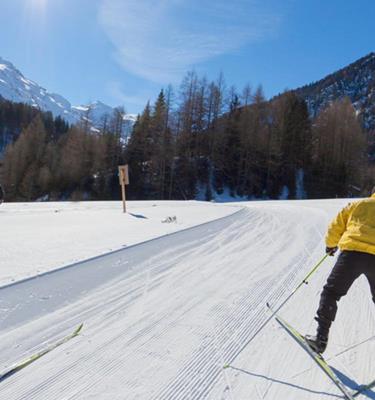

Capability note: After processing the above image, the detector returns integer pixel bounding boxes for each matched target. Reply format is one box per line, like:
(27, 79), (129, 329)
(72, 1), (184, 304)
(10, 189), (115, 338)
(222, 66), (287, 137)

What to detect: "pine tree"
(149, 90), (174, 199)
(272, 92), (312, 198)
(125, 103), (152, 198)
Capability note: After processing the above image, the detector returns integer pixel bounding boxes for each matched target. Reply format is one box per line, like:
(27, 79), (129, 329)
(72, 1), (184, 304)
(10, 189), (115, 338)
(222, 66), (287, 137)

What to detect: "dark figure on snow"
(0, 184), (4, 205)
(306, 187), (375, 354)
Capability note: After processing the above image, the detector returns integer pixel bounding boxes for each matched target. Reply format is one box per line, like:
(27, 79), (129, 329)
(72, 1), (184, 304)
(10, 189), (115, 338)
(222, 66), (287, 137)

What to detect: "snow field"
(0, 200), (239, 286)
(1, 199), (374, 399)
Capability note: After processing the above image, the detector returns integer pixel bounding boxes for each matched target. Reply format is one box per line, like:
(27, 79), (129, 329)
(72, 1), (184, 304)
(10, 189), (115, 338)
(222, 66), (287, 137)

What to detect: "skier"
(0, 184), (4, 205)
(305, 187), (375, 354)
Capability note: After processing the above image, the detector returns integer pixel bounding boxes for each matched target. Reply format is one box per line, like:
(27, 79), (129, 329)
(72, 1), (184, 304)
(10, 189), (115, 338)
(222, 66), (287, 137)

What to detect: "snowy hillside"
(0, 199), (374, 399)
(0, 57), (80, 123)
(73, 101), (137, 137)
(294, 52), (375, 130)
(0, 57), (136, 129)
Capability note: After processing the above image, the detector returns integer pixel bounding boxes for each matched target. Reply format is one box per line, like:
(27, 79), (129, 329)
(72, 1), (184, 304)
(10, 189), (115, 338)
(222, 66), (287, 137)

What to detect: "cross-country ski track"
(1, 200), (375, 399)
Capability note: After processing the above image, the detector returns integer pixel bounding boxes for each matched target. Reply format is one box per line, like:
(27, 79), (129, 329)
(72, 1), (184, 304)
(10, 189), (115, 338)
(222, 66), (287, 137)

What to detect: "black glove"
(326, 246), (338, 256)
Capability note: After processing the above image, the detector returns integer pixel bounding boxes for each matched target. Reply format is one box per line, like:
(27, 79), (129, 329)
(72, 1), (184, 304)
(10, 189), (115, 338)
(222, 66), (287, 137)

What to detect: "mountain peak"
(0, 56), (134, 130)
(0, 57), (18, 71)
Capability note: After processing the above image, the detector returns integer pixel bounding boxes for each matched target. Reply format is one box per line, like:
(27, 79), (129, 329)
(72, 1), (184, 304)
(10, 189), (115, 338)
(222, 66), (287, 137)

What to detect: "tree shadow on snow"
(228, 366), (342, 398)
(331, 367), (375, 399)
(129, 213), (148, 219)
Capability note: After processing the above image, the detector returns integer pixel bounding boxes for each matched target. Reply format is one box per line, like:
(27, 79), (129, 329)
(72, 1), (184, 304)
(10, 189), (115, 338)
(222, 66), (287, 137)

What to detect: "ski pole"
(224, 253), (329, 368)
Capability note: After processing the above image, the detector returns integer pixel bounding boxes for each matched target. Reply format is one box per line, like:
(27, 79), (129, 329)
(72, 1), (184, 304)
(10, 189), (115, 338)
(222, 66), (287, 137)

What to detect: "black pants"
(317, 250), (375, 330)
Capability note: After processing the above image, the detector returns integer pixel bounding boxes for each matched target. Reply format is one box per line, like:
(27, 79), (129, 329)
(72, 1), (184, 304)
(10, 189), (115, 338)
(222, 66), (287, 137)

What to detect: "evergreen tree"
(125, 103), (152, 198)
(213, 89), (241, 195)
(272, 92), (312, 198)
(149, 90), (174, 199)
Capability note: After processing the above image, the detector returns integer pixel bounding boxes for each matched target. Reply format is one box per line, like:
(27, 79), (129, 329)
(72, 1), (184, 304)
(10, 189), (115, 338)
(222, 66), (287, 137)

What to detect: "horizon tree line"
(0, 72), (372, 202)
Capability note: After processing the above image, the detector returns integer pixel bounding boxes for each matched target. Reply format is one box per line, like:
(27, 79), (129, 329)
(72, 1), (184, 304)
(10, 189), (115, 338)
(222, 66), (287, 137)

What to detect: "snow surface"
(1, 198), (375, 400)
(0, 200), (238, 286)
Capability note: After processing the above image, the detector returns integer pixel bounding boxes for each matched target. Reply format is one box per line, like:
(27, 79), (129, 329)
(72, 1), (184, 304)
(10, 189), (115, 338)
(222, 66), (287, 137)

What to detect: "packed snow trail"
(0, 200), (238, 286)
(0, 200), (374, 399)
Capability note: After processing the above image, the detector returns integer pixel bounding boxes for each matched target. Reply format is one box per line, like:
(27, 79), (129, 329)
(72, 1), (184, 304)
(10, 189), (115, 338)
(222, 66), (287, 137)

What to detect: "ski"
(0, 323), (83, 383)
(267, 304), (354, 400)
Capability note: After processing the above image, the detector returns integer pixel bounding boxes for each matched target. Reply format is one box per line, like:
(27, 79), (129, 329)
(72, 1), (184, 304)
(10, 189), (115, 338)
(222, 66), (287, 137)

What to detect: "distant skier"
(305, 187), (375, 353)
(0, 184), (4, 205)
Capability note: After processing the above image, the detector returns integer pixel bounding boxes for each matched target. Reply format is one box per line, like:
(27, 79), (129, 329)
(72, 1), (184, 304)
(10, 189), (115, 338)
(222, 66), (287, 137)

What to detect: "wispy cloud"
(98, 0), (281, 83)
(107, 81), (156, 109)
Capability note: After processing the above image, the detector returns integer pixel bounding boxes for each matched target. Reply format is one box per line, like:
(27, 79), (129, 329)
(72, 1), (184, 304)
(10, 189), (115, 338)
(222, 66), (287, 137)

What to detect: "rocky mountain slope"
(0, 57), (136, 129)
(294, 52), (375, 130)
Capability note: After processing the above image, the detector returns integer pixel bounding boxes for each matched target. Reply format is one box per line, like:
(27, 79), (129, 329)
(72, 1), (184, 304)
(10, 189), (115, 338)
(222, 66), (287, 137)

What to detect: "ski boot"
(305, 333), (328, 354)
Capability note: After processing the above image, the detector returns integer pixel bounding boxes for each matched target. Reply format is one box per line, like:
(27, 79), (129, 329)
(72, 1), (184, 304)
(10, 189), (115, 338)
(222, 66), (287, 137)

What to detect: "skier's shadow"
(227, 366), (342, 398)
(331, 367), (375, 399)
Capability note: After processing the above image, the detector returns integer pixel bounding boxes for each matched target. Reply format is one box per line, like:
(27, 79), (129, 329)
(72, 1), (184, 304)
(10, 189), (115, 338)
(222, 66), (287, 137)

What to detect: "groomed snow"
(1, 198), (374, 400)
(0, 200), (239, 286)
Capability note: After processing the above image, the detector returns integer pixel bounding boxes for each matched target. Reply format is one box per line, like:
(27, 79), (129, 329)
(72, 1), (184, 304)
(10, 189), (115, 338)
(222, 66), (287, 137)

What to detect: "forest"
(0, 72), (373, 202)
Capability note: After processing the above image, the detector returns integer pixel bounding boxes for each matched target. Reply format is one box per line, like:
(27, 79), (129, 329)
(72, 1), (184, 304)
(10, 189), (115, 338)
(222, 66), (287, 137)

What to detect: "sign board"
(118, 165), (129, 186)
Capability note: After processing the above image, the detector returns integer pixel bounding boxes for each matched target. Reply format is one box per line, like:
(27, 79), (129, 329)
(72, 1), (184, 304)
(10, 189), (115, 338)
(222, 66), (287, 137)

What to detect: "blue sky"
(0, 0), (374, 113)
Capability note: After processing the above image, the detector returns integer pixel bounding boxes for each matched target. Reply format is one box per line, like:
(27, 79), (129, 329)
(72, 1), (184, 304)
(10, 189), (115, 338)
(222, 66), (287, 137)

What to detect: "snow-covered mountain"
(73, 101), (117, 126)
(73, 101), (137, 130)
(0, 57), (136, 129)
(294, 52), (375, 130)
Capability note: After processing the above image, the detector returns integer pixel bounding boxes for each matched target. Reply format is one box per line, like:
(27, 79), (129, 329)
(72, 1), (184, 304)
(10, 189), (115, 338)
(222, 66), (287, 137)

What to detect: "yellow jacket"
(326, 194), (375, 255)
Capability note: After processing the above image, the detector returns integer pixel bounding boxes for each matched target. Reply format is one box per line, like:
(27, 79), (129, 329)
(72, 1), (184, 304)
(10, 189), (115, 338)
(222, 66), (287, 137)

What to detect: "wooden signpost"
(118, 165), (129, 213)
